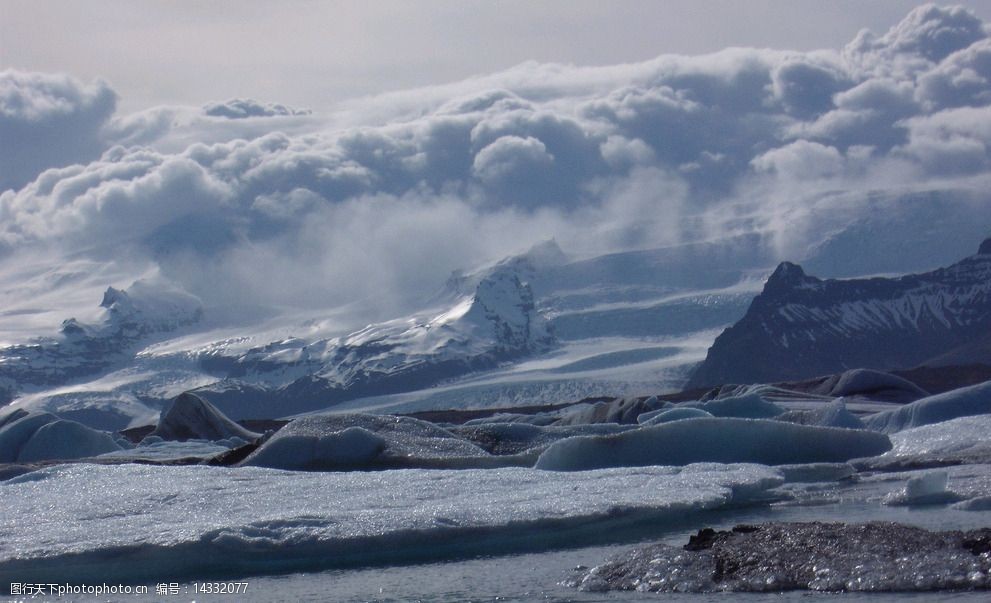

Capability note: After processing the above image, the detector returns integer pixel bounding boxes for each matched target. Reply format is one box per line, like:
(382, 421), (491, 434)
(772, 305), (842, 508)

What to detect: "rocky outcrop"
(571, 522), (991, 593)
(688, 238), (991, 388)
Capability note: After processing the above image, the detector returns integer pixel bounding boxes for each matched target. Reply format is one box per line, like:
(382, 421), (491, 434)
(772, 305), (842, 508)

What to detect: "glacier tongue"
(0, 462), (782, 585)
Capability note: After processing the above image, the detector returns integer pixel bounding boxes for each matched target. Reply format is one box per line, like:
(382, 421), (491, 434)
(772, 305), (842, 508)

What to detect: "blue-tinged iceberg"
(0, 409), (121, 462)
(865, 379), (991, 433)
(535, 418), (891, 471)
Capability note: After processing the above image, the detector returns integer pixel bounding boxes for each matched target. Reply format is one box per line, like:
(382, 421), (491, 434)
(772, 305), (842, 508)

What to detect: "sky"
(3, 1), (990, 112)
(2, 2), (991, 329)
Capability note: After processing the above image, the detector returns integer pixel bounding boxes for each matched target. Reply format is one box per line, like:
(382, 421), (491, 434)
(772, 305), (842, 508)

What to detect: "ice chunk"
(777, 462), (855, 483)
(535, 418), (892, 471)
(451, 422), (634, 456)
(553, 397), (656, 425)
(242, 413), (504, 470)
(638, 407), (713, 425)
(0, 408), (29, 430)
(825, 369), (928, 401)
(775, 399), (866, 429)
(150, 392), (261, 442)
(247, 426), (386, 470)
(0, 462), (782, 585)
(865, 380), (991, 433)
(883, 470), (961, 506)
(0, 411), (58, 462)
(886, 414), (991, 459)
(683, 393), (785, 419)
(463, 412), (560, 426)
(953, 496), (991, 511)
(16, 420), (122, 462)
(97, 439), (237, 462)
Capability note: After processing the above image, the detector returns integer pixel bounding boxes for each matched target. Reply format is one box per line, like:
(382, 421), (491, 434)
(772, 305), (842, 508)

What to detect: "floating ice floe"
(883, 470), (962, 506)
(535, 418), (891, 471)
(0, 462), (783, 585)
(865, 379), (991, 433)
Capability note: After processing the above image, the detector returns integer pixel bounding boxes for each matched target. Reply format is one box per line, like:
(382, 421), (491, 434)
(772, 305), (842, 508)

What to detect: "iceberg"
(883, 471), (961, 506)
(683, 393), (786, 419)
(865, 380), (991, 433)
(149, 392), (261, 442)
(16, 420), (122, 462)
(0, 410), (58, 462)
(775, 399), (866, 429)
(552, 396), (662, 425)
(886, 414), (991, 460)
(451, 421), (633, 456)
(0, 462), (782, 585)
(243, 413), (503, 470)
(639, 407), (713, 425)
(824, 369), (928, 401)
(0, 410), (121, 462)
(535, 418), (892, 471)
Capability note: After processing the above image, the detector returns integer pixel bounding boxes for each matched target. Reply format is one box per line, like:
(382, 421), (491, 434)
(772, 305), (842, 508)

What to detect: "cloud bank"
(2, 4), (991, 324)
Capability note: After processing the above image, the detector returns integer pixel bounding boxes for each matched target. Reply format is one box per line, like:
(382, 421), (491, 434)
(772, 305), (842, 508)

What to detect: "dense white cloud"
(0, 71), (117, 191)
(203, 98), (311, 119)
(3, 4), (991, 324)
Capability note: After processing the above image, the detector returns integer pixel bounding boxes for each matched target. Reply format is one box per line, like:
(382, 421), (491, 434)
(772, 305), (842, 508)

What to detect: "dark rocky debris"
(570, 522), (991, 593)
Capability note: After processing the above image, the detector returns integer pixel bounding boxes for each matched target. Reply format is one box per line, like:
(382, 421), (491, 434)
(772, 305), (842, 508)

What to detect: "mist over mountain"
(2, 5), (991, 336)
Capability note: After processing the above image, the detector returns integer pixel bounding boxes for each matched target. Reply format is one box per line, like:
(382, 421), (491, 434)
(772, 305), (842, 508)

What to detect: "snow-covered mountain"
(6, 222), (991, 429)
(190, 265), (556, 417)
(0, 280), (202, 403)
(687, 238), (991, 388)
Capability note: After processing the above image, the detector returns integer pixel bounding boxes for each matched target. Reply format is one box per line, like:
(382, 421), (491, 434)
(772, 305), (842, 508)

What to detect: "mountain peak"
(522, 239), (567, 268)
(465, 270), (554, 353)
(979, 237), (991, 256)
(100, 286), (129, 310)
(764, 261), (810, 293)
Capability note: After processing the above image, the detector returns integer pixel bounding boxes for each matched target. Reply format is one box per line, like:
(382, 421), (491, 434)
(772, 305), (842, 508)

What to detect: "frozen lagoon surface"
(5, 461), (991, 601)
(1, 463), (782, 583)
(6, 393), (991, 601)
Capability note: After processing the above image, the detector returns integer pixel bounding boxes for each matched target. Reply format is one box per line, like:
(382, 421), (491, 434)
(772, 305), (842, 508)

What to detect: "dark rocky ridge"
(688, 238), (991, 388)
